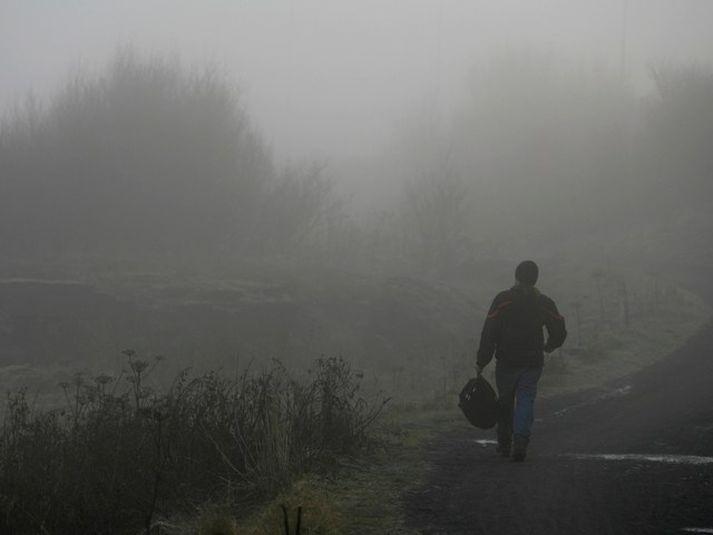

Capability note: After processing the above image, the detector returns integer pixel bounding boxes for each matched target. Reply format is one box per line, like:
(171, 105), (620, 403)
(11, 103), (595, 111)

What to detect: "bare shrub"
(0, 355), (387, 534)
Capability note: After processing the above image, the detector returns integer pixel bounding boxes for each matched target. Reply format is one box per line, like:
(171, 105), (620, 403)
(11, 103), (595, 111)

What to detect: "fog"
(1, 1), (711, 286)
(0, 7), (702, 398)
(3, 1), (713, 163)
(3, 3), (713, 532)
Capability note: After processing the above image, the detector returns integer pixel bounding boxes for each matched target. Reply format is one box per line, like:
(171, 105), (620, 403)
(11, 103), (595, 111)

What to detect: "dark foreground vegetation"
(0, 355), (386, 534)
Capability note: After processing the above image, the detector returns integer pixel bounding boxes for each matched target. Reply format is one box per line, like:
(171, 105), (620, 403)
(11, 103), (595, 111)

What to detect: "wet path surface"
(405, 275), (713, 534)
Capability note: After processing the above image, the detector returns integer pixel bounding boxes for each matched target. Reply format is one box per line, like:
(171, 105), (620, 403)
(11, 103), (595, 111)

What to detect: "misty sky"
(2, 1), (713, 163)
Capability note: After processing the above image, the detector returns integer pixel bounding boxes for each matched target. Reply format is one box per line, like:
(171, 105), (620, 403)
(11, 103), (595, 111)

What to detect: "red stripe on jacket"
(487, 301), (512, 319)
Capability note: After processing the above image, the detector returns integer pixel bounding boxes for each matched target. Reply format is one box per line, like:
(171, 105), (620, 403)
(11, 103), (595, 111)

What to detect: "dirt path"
(405, 276), (713, 534)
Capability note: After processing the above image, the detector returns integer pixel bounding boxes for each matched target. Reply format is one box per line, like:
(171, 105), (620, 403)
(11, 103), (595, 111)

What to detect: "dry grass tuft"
(239, 478), (343, 535)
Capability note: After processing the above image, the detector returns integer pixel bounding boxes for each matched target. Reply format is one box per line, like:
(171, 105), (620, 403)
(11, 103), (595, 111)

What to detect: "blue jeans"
(495, 364), (543, 442)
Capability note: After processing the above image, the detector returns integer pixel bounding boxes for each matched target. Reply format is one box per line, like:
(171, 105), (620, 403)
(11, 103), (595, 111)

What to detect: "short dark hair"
(515, 260), (539, 286)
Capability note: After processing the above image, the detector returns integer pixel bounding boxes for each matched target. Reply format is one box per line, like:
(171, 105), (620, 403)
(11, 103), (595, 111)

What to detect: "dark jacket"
(476, 285), (566, 369)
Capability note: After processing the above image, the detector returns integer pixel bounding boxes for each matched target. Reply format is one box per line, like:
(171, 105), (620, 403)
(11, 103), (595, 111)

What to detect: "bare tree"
(403, 146), (470, 272)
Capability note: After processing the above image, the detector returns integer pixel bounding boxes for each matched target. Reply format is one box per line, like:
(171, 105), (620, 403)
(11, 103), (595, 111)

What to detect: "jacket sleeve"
(476, 293), (508, 367)
(541, 297), (567, 352)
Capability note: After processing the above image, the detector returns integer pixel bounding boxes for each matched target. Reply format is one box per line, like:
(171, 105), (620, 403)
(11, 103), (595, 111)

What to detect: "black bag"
(458, 375), (498, 429)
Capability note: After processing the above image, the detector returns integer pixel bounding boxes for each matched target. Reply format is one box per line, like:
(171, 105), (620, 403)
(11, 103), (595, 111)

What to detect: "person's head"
(515, 260), (539, 286)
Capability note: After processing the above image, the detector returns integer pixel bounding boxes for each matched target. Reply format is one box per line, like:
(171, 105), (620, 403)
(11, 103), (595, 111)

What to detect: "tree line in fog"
(1, 49), (711, 270)
(0, 51), (337, 261)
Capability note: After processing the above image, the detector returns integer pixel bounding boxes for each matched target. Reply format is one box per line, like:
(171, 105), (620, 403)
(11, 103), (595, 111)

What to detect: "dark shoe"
(496, 441), (511, 457)
(497, 428), (512, 457)
(512, 435), (529, 462)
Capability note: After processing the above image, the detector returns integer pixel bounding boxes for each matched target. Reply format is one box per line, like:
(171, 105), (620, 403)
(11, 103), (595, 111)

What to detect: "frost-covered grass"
(537, 267), (711, 397)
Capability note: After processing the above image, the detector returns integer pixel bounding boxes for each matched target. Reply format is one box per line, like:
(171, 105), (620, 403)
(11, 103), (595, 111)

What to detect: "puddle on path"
(472, 439), (498, 447)
(562, 453), (713, 465)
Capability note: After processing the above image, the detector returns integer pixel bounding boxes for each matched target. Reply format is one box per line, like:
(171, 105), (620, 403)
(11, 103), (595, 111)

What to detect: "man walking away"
(475, 260), (566, 462)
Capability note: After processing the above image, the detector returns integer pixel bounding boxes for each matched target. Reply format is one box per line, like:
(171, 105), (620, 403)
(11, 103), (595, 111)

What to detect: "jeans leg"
(495, 366), (517, 446)
(512, 367), (543, 439)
